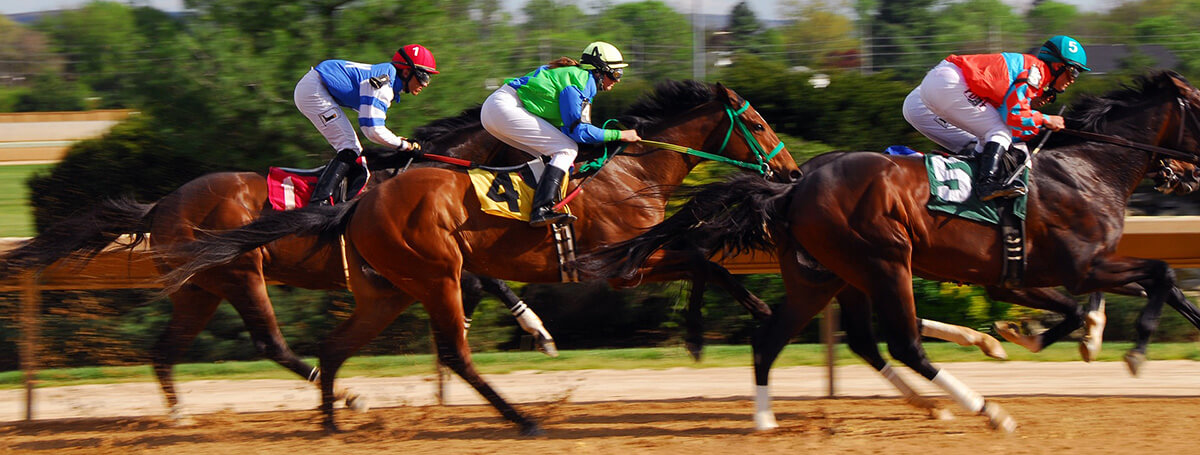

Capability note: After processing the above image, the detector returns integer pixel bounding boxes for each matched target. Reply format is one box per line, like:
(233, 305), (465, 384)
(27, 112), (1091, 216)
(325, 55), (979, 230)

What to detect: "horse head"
(714, 83), (802, 183)
(1151, 73), (1200, 194)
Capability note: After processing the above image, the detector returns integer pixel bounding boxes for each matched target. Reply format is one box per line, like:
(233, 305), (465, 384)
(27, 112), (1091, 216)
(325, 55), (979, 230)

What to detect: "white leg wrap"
(931, 369), (984, 413)
(921, 319), (978, 346)
(753, 385), (779, 430)
(880, 364), (919, 399)
(511, 301), (545, 335)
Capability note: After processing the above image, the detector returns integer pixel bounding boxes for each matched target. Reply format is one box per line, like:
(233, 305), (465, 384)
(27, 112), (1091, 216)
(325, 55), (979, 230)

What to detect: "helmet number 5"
(1067, 41), (1078, 53)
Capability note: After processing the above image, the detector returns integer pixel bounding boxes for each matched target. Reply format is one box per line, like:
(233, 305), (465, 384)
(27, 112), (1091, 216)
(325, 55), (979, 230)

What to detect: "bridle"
(1060, 94), (1200, 192)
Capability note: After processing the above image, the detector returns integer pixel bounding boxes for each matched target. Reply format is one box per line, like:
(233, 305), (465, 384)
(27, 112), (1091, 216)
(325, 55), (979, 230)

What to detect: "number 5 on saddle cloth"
(924, 148), (1030, 288)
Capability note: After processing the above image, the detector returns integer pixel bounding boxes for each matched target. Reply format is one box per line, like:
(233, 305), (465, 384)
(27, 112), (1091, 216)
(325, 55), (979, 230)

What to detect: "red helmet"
(392, 44), (439, 74)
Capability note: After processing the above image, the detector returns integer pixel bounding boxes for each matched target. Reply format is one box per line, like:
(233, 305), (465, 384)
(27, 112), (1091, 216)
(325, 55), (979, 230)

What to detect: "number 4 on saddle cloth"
(468, 158), (571, 222)
(267, 158), (371, 210)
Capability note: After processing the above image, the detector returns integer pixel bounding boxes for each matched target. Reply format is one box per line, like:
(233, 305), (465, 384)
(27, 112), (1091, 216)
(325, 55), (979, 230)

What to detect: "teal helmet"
(1037, 35), (1091, 72)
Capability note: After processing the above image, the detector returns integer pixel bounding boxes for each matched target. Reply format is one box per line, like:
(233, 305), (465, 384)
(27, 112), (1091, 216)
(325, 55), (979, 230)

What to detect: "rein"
(1059, 96), (1200, 164)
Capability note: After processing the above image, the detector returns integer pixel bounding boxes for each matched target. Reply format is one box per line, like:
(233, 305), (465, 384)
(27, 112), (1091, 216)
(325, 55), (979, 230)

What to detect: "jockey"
(902, 35), (1090, 201)
(294, 44), (438, 206)
(480, 41), (642, 227)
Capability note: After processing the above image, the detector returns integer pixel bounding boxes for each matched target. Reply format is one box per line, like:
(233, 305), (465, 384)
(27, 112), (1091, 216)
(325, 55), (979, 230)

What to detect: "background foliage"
(1, 0), (1199, 370)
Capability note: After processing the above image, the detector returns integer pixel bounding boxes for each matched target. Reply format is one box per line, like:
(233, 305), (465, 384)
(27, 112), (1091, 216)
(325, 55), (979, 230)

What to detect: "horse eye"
(753, 123), (765, 131)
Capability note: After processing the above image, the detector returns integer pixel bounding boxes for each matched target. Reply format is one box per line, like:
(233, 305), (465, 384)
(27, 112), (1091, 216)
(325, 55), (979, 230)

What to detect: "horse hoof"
(1124, 351), (1146, 377)
(536, 335), (559, 358)
(754, 411), (779, 431)
(1079, 337), (1100, 363)
(982, 402), (1017, 433)
(520, 422), (545, 437)
(167, 409), (197, 427)
(346, 394), (370, 412)
(993, 321), (1041, 352)
(929, 408), (955, 421)
(685, 342), (703, 362)
(978, 335), (1008, 360)
(322, 420), (344, 434)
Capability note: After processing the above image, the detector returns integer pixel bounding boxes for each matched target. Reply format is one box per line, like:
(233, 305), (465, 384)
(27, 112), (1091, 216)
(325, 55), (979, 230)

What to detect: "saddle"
(908, 145), (1030, 288)
(267, 159), (370, 210)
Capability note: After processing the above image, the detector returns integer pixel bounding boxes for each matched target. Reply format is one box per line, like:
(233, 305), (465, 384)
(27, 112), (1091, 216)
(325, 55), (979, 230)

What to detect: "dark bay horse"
(588, 72), (1200, 432)
(157, 81), (801, 434)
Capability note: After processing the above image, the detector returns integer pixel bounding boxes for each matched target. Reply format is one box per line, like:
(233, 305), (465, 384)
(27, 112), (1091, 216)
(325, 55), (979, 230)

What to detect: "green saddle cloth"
(925, 154), (1027, 224)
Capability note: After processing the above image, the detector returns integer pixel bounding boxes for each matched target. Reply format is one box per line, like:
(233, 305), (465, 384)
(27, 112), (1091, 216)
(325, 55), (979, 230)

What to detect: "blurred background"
(1, 0), (1198, 371)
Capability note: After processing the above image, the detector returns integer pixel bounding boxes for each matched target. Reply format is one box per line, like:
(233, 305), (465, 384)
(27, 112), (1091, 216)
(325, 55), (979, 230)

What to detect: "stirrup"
(980, 186), (1026, 201)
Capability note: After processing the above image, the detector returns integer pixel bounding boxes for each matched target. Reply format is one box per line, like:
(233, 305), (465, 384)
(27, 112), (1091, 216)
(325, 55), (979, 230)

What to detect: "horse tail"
(0, 196), (156, 279)
(157, 201), (358, 295)
(580, 173), (794, 279)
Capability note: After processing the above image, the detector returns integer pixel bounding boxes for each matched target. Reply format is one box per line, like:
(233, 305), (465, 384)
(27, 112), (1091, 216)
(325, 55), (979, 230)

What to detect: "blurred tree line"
(1, 0), (1198, 370)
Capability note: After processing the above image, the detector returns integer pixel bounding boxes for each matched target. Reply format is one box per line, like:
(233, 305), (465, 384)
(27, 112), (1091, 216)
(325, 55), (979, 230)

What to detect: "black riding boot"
(974, 141), (1027, 201)
(309, 149), (357, 206)
(528, 166), (575, 227)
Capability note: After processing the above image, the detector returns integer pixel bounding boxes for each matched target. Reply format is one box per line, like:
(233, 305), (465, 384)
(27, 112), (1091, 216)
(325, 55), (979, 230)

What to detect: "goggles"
(607, 68), (623, 82)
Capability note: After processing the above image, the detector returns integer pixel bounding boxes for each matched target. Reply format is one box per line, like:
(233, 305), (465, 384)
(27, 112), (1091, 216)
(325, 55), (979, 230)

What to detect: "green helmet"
(1037, 35), (1091, 72)
(580, 41), (628, 76)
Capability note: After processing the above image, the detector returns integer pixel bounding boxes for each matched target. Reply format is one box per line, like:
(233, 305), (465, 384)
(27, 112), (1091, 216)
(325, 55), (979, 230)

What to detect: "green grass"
(3, 341), (1197, 389)
(0, 163), (51, 237)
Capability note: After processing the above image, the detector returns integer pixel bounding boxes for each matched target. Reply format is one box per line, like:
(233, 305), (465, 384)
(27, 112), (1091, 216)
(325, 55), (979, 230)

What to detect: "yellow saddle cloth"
(467, 159), (570, 221)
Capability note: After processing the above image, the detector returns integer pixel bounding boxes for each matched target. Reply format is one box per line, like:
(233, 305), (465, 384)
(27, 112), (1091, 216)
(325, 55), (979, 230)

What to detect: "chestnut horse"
(0, 111), (553, 423)
(157, 81), (801, 433)
(587, 72), (1200, 432)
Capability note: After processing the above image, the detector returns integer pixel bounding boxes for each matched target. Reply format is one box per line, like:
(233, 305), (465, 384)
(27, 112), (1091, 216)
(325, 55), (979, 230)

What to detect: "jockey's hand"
(398, 139), (422, 153)
(1043, 115), (1066, 131)
(619, 129), (641, 142)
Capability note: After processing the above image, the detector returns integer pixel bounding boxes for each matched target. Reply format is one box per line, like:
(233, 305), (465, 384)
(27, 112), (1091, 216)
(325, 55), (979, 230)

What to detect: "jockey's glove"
(397, 138), (422, 153)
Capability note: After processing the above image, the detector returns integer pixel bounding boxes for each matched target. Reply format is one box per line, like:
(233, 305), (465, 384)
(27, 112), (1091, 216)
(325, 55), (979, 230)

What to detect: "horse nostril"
(789, 170), (802, 181)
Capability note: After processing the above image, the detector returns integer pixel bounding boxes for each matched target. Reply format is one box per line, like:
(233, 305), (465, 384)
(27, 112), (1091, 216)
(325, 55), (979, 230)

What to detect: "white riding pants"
(481, 84), (578, 173)
(294, 69), (362, 154)
(902, 60), (1012, 154)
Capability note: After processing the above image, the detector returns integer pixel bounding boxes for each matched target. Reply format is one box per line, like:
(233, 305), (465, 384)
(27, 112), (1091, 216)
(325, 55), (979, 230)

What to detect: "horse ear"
(1169, 73), (1195, 96)
(714, 82), (744, 108)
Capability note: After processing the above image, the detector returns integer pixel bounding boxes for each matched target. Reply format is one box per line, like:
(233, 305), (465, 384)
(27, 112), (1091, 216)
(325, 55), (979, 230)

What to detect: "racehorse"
(584, 71), (1200, 431)
(155, 80), (801, 434)
(0, 110), (552, 424)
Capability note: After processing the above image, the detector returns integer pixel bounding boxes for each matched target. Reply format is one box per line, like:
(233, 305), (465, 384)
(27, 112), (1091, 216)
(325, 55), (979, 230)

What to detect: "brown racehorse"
(0, 111), (549, 423)
(587, 71), (1200, 432)
(157, 80), (801, 434)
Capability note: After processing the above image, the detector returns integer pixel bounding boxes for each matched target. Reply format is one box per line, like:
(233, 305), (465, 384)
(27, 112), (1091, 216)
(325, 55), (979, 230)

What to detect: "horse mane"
(616, 80), (716, 130)
(411, 105), (485, 144)
(1069, 70), (1188, 133)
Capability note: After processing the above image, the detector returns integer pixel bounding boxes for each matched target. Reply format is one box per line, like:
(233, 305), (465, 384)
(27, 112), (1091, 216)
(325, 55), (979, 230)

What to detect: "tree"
(866, 0), (938, 78)
(727, 1), (766, 52)
(778, 0), (859, 69)
(1026, 1), (1081, 36)
(35, 2), (148, 108)
(590, 1), (693, 82)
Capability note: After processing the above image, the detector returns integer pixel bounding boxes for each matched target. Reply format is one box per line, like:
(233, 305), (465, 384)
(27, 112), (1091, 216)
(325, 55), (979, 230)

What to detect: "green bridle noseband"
(639, 102), (786, 175)
(578, 101), (786, 175)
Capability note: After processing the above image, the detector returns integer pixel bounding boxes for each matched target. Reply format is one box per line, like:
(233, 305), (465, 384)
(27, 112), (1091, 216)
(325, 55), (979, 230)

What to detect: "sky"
(0, 0), (1113, 18)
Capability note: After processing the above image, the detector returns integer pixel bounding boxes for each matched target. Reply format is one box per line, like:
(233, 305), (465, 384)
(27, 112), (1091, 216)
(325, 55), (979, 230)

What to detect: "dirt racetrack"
(2, 361), (1199, 454)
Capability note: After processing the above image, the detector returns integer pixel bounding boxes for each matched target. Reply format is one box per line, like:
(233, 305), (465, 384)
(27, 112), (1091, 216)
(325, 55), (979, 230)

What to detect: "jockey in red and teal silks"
(481, 41), (641, 227)
(902, 35), (1090, 201)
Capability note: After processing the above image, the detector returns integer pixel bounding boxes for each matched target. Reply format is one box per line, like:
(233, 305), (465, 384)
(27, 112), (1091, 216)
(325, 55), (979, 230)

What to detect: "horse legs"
(418, 276), (543, 436)
(1075, 258), (1200, 375)
(836, 288), (953, 419)
(468, 273), (558, 357)
(684, 272), (706, 361)
(152, 283), (222, 426)
(220, 276), (365, 411)
(869, 267), (1017, 433)
(752, 243), (846, 431)
(316, 288), (415, 432)
(986, 287), (1087, 354)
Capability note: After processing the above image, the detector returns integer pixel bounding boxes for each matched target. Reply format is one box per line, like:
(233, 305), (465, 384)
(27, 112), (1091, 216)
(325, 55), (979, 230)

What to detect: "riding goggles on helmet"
(395, 47), (432, 86)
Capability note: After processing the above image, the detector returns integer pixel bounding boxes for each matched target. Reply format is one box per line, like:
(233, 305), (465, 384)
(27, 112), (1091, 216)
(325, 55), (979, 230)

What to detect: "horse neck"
(592, 104), (727, 207)
(1058, 101), (1174, 198)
